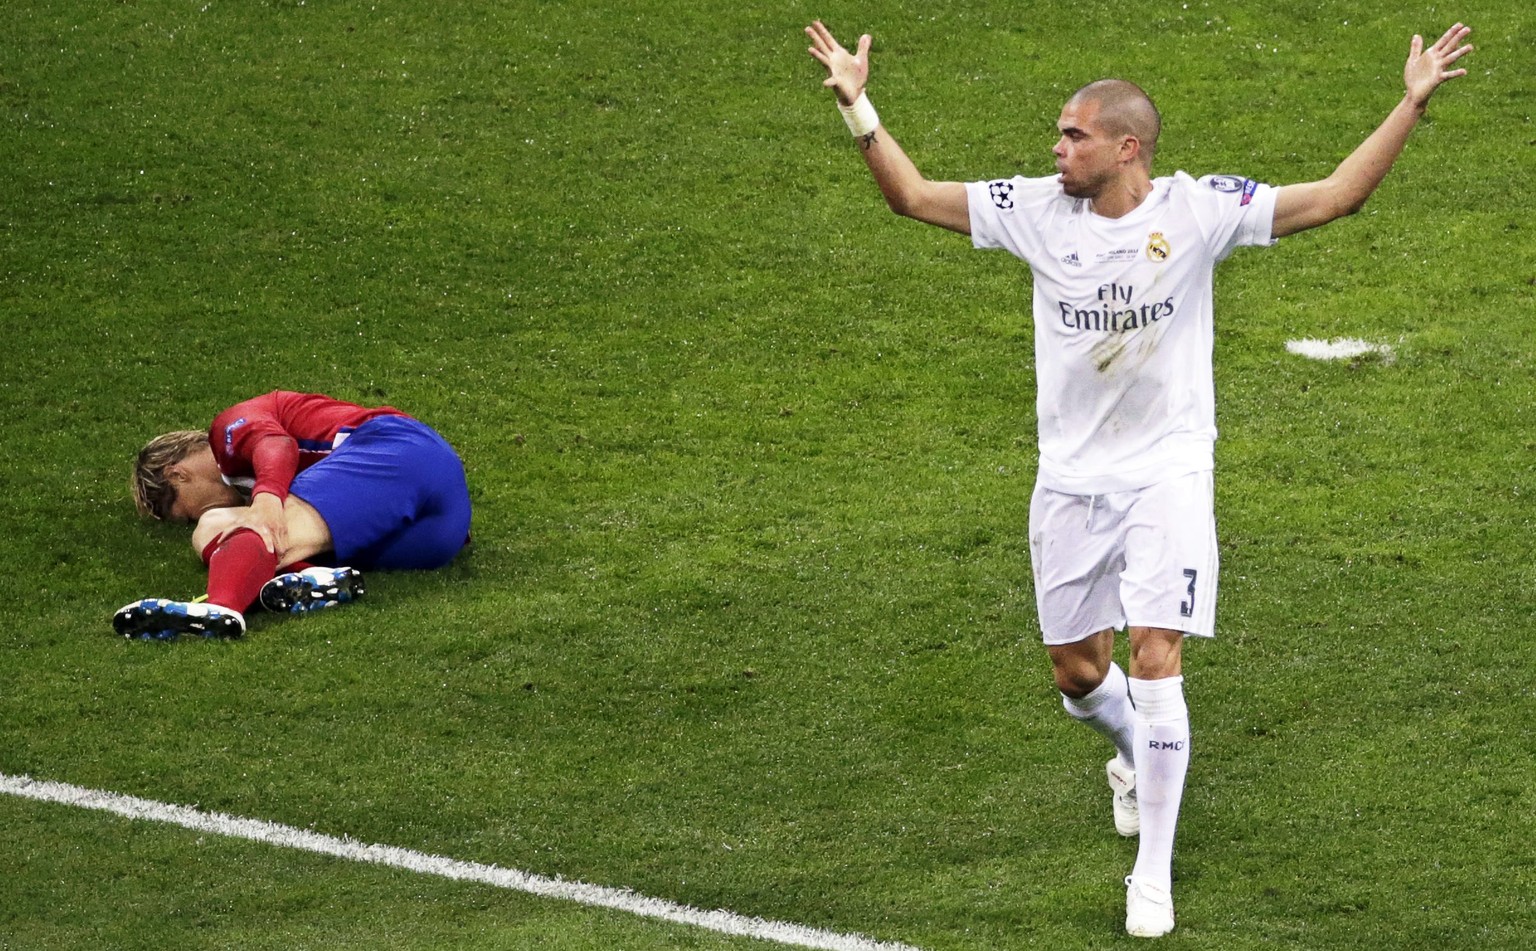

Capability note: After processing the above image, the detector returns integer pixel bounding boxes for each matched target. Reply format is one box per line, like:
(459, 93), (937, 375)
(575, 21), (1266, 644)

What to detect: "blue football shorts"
(290, 415), (471, 571)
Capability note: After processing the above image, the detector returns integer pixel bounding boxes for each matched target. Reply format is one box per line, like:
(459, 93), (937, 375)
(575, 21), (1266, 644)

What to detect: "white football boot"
(1107, 757), (1140, 837)
(1125, 876), (1175, 938)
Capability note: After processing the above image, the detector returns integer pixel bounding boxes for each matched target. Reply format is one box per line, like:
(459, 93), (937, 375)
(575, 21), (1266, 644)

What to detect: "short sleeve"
(967, 175), (1065, 264)
(1189, 173), (1278, 262)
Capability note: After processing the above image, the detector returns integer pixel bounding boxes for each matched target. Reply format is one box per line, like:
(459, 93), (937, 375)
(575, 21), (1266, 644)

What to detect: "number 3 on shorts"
(1179, 568), (1198, 618)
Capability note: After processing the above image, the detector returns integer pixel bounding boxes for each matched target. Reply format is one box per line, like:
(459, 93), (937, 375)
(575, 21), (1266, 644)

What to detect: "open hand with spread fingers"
(1405, 23), (1473, 107)
(805, 20), (871, 106)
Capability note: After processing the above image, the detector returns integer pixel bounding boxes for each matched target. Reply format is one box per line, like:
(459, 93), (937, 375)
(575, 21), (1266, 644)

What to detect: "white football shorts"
(1028, 469), (1218, 645)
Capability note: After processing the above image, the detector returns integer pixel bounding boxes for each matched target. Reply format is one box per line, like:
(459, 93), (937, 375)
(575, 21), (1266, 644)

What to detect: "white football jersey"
(967, 171), (1277, 494)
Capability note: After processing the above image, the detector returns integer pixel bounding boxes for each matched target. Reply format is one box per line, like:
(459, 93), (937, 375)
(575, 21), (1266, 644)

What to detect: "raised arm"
(805, 20), (971, 235)
(1271, 23), (1473, 238)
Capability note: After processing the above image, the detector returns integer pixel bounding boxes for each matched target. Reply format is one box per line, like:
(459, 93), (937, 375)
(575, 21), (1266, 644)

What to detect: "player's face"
(167, 479), (243, 522)
(1053, 99), (1126, 199)
(166, 461), (243, 522)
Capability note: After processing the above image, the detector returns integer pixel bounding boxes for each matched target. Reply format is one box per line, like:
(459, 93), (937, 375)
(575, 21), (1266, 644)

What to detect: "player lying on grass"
(117, 391), (472, 640)
(807, 18), (1471, 939)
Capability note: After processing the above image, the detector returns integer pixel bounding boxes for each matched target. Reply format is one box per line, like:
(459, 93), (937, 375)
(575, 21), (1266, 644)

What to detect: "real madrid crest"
(1146, 231), (1171, 262)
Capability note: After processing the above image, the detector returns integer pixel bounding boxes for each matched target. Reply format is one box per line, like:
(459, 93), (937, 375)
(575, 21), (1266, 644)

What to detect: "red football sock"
(203, 529), (278, 612)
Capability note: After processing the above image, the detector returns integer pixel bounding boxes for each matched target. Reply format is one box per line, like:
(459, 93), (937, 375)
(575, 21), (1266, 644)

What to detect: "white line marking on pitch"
(1286, 337), (1396, 363)
(1, 773), (921, 951)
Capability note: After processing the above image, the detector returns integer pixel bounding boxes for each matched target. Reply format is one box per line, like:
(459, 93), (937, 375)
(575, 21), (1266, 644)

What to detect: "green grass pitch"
(2, 1), (1533, 948)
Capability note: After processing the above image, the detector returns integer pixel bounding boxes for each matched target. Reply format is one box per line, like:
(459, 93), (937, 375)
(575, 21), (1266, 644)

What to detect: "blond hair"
(131, 430), (208, 520)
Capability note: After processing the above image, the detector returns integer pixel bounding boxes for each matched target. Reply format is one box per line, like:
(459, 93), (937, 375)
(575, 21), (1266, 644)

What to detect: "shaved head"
(1068, 79), (1161, 169)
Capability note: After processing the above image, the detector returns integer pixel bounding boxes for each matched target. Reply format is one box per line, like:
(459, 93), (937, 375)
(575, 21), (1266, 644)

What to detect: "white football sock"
(1062, 661), (1136, 769)
(1129, 675), (1189, 893)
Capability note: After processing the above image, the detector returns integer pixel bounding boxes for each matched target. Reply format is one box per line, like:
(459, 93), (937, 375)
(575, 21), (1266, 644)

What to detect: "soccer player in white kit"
(806, 20), (1471, 938)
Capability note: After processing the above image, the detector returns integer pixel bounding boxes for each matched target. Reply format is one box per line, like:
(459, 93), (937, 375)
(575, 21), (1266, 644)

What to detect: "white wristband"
(837, 92), (880, 137)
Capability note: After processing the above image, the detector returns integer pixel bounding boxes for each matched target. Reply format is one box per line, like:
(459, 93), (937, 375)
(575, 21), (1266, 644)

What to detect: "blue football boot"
(113, 598), (246, 640)
(259, 566), (365, 614)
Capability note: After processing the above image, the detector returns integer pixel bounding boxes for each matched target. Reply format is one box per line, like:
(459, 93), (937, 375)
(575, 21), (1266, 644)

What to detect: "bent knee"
(191, 506), (243, 556)
(1048, 630), (1114, 699)
(1054, 666), (1107, 699)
